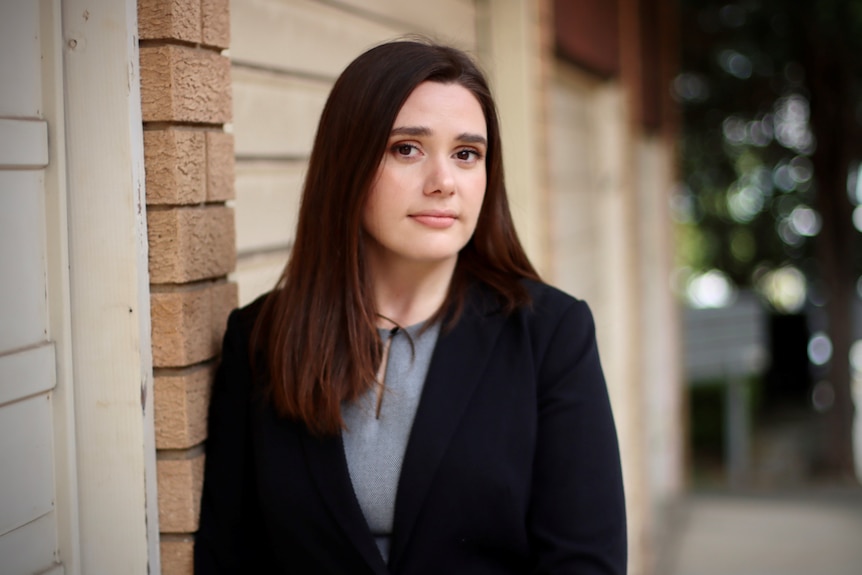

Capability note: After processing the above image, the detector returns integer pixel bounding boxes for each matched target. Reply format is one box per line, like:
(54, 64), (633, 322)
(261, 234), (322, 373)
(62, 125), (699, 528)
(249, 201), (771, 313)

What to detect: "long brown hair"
(254, 39), (539, 435)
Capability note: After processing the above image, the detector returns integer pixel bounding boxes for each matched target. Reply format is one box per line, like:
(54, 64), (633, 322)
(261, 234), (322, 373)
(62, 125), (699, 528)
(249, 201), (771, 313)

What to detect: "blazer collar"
(299, 284), (506, 574)
(389, 284), (507, 570)
(299, 430), (390, 574)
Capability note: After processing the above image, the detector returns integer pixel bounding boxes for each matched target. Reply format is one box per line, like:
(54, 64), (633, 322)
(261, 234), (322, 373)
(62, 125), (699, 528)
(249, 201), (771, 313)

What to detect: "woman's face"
(362, 81), (487, 272)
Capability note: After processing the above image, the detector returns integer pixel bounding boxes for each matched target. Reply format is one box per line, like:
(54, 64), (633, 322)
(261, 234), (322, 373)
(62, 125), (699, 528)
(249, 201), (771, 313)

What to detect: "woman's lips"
(410, 212), (457, 229)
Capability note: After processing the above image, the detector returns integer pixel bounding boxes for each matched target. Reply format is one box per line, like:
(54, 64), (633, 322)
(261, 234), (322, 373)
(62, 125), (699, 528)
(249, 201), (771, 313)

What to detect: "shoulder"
(514, 280), (600, 365)
(466, 278), (594, 331)
(224, 291), (270, 340)
(466, 278), (597, 350)
(521, 279), (581, 312)
(216, 292), (273, 372)
(518, 279), (594, 330)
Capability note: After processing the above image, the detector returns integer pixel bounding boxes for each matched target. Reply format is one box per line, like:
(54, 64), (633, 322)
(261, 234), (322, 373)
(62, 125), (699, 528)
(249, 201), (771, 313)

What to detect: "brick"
(138, 0), (201, 44)
(157, 452), (205, 533)
(205, 131), (235, 201)
(151, 281), (237, 367)
(161, 535), (194, 575)
(155, 363), (215, 449)
(148, 205), (236, 283)
(144, 129), (207, 205)
(151, 286), (210, 367)
(140, 45), (232, 124)
(201, 0), (230, 49)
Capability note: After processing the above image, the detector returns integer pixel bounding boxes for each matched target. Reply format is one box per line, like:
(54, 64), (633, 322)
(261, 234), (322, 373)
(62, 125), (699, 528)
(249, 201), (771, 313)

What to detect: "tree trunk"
(805, 10), (858, 480)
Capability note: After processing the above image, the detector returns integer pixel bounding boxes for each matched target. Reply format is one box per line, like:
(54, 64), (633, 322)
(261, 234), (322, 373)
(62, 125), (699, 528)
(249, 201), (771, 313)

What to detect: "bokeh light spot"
(848, 163), (862, 204)
(719, 49), (753, 79)
(811, 380), (835, 412)
(723, 116), (747, 145)
(673, 73), (710, 103)
(777, 218), (803, 246)
(853, 206), (862, 233)
(789, 205), (821, 237)
(757, 265), (806, 313)
(773, 163), (796, 192)
(789, 155), (813, 184)
(727, 185), (764, 222)
(686, 269), (735, 308)
(850, 340), (862, 373)
(775, 94), (815, 154)
(808, 332), (833, 366)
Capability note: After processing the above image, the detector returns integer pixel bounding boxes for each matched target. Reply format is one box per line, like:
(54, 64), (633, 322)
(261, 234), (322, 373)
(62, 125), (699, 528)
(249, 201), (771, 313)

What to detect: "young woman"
(195, 40), (626, 574)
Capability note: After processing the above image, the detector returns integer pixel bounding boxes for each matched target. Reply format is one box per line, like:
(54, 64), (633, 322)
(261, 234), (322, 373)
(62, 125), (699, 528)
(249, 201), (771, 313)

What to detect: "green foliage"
(677, 0), (862, 287)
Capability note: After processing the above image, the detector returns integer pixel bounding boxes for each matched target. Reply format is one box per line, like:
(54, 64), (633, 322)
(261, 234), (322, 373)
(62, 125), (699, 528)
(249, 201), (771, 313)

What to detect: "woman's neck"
(369, 256), (457, 329)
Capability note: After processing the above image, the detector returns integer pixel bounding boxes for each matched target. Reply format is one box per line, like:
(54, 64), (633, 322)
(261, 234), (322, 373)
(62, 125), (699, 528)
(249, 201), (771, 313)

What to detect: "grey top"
(341, 320), (440, 564)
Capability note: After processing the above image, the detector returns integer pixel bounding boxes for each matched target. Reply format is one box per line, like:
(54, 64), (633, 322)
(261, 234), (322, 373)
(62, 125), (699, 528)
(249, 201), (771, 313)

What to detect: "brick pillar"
(138, 2), (236, 574)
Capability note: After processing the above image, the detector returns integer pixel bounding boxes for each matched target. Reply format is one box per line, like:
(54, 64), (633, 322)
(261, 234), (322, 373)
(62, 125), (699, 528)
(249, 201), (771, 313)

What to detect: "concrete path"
(662, 489), (862, 575)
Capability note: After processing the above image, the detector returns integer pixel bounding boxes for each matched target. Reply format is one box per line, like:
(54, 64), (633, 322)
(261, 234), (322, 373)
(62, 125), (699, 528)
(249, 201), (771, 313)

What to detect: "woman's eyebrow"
(391, 125), (431, 137)
(457, 133), (487, 147)
(390, 126), (487, 147)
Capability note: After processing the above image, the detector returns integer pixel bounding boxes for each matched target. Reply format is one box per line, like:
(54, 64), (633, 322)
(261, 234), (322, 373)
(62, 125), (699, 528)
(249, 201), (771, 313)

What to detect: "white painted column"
(476, 0), (547, 273)
(61, 0), (160, 573)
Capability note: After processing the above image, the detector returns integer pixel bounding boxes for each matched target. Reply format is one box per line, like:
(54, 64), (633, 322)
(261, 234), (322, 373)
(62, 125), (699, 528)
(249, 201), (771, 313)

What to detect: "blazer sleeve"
(194, 307), (274, 574)
(528, 299), (627, 574)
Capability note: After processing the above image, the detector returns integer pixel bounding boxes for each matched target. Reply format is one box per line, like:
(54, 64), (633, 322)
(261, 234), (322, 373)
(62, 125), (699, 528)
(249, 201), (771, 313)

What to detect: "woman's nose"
(424, 155), (456, 196)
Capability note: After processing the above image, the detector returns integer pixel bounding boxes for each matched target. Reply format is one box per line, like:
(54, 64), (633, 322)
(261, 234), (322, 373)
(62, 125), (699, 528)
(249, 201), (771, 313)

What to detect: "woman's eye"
(455, 149), (480, 161)
(394, 144), (417, 157)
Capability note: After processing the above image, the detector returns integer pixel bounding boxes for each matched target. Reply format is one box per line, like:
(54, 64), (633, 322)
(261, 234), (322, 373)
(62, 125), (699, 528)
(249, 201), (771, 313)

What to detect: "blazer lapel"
(299, 430), (389, 574)
(389, 287), (507, 569)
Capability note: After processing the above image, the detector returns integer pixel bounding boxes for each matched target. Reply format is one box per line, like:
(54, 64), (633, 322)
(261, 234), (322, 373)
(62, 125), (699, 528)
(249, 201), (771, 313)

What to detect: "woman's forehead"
(391, 82), (486, 135)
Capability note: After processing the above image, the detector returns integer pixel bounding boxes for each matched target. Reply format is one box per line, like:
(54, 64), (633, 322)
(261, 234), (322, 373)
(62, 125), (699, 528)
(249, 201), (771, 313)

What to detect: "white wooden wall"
(547, 62), (635, 394)
(2, 1), (161, 573)
(636, 136), (684, 504)
(548, 59), (684, 574)
(547, 65), (603, 302)
(230, 0), (478, 305)
(0, 2), (70, 574)
(548, 60), (652, 574)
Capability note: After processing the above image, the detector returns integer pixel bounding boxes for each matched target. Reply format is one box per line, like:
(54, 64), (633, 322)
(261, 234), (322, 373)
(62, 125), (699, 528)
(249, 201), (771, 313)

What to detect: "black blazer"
(195, 280), (627, 574)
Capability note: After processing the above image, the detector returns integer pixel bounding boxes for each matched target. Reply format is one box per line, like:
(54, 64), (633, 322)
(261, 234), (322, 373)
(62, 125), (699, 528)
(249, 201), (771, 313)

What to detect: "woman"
(195, 39), (626, 574)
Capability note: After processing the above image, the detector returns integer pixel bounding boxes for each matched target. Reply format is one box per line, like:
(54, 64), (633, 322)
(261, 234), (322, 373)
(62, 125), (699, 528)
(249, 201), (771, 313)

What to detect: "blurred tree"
(677, 0), (862, 478)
